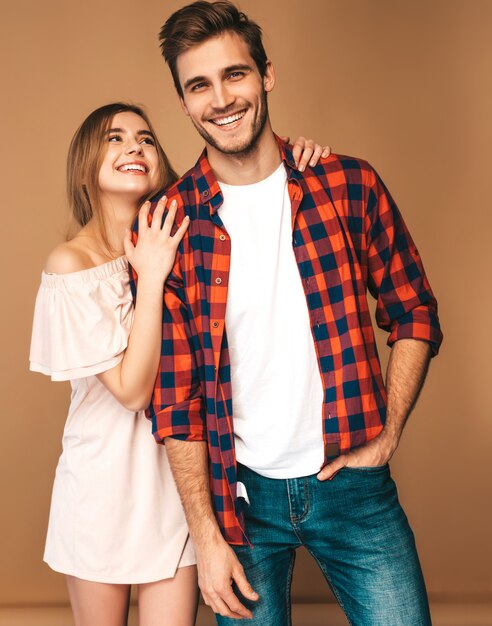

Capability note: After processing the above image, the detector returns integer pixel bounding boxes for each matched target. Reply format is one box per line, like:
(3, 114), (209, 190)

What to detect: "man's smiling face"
(176, 31), (275, 155)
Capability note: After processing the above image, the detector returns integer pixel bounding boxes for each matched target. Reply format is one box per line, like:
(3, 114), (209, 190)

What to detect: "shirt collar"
(274, 134), (300, 175)
(191, 134), (303, 213)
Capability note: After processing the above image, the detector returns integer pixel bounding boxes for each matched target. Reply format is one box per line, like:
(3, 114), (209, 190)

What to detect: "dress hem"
(43, 556), (196, 585)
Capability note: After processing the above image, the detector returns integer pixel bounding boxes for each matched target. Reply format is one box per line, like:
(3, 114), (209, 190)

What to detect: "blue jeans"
(216, 463), (431, 626)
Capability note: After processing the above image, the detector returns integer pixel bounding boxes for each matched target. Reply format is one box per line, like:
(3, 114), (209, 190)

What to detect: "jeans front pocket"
(342, 463), (389, 473)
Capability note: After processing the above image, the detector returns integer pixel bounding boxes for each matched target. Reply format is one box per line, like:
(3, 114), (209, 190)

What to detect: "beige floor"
(0, 603), (491, 626)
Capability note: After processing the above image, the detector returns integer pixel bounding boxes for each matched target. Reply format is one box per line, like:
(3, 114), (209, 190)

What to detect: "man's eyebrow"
(222, 64), (252, 74)
(106, 128), (153, 136)
(183, 75), (207, 90)
(183, 64), (253, 91)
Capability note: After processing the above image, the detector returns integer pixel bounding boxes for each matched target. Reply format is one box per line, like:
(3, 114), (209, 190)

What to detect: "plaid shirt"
(130, 137), (442, 545)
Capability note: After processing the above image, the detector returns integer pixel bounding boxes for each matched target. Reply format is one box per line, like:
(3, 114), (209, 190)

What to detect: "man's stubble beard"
(192, 89), (269, 157)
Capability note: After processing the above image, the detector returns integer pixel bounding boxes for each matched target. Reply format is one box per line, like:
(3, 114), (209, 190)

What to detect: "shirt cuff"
(151, 398), (206, 443)
(387, 305), (443, 356)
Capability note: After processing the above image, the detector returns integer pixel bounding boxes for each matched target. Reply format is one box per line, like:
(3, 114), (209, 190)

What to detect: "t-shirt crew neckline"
(218, 162), (286, 191)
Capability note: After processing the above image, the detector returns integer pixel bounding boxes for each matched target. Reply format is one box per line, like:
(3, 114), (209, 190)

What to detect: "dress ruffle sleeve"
(29, 257), (134, 381)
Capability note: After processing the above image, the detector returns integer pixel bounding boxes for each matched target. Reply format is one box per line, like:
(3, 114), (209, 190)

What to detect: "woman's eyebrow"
(106, 128), (153, 136)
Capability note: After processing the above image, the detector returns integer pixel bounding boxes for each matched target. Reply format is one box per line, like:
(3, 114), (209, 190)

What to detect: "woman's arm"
(97, 198), (189, 411)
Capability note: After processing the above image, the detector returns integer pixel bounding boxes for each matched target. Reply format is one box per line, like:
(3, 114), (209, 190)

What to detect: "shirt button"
(219, 234), (226, 241)
(215, 277), (222, 285)
(212, 321), (219, 328)
(203, 190), (209, 198)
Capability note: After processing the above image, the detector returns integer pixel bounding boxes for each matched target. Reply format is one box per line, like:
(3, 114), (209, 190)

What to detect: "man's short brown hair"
(159, 1), (268, 98)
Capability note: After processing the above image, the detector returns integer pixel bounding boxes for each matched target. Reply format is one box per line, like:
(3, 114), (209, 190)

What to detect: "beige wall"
(1, 0), (491, 607)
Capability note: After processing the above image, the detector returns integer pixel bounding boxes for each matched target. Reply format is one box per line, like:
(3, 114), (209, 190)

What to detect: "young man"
(132, 2), (442, 624)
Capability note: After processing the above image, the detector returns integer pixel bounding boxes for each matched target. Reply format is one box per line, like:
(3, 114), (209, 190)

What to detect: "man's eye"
(191, 82), (207, 92)
(228, 71), (244, 80)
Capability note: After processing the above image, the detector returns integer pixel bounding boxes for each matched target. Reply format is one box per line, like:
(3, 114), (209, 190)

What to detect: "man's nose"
(211, 84), (235, 110)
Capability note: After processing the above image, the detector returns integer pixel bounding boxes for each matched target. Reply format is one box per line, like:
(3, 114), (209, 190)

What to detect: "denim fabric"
(216, 463), (431, 626)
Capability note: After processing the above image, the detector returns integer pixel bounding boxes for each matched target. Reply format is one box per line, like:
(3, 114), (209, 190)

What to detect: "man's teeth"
(118, 164), (146, 172)
(212, 111), (245, 126)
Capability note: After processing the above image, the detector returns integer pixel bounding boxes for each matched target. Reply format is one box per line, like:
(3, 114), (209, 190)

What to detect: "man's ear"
(179, 96), (190, 117)
(263, 60), (275, 93)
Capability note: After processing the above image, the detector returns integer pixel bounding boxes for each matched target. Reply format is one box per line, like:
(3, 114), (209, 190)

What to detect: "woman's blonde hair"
(67, 102), (178, 255)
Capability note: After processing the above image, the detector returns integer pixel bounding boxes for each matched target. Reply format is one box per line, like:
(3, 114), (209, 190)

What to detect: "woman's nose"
(125, 139), (143, 155)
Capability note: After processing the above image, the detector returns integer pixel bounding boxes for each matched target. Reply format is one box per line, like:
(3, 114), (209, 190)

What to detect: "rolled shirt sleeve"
(364, 166), (443, 355)
(150, 263), (206, 442)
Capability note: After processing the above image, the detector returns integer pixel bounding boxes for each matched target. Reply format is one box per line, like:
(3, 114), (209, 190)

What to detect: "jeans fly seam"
(286, 480), (295, 524)
(287, 478), (310, 524)
(299, 477), (311, 522)
(305, 546), (354, 626)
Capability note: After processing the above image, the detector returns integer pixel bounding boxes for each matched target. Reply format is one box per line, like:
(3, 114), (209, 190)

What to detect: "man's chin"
(214, 140), (256, 155)
(193, 107), (268, 156)
(205, 130), (259, 155)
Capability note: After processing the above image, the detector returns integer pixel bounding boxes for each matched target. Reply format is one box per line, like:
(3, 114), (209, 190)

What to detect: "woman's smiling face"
(98, 111), (160, 203)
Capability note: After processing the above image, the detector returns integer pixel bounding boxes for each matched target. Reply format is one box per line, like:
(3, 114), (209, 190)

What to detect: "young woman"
(29, 102), (329, 626)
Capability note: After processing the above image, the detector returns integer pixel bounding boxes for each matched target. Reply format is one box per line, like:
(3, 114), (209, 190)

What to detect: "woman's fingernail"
(299, 164), (305, 172)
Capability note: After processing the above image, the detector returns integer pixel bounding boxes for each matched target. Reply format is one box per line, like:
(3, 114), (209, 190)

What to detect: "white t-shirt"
(219, 164), (324, 479)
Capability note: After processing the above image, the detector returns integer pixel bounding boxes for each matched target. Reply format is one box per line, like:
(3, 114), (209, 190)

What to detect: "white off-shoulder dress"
(29, 256), (195, 584)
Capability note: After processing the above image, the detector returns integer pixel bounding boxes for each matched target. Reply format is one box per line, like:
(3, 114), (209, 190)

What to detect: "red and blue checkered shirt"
(130, 137), (442, 545)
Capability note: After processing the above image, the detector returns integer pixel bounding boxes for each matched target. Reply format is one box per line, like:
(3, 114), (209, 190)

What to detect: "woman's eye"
(142, 137), (155, 146)
(108, 135), (121, 142)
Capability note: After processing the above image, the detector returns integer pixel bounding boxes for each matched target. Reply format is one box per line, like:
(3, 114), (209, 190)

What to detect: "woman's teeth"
(118, 164), (147, 172)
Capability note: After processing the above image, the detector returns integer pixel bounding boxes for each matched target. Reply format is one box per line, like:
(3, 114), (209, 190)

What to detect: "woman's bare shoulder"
(44, 238), (95, 275)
